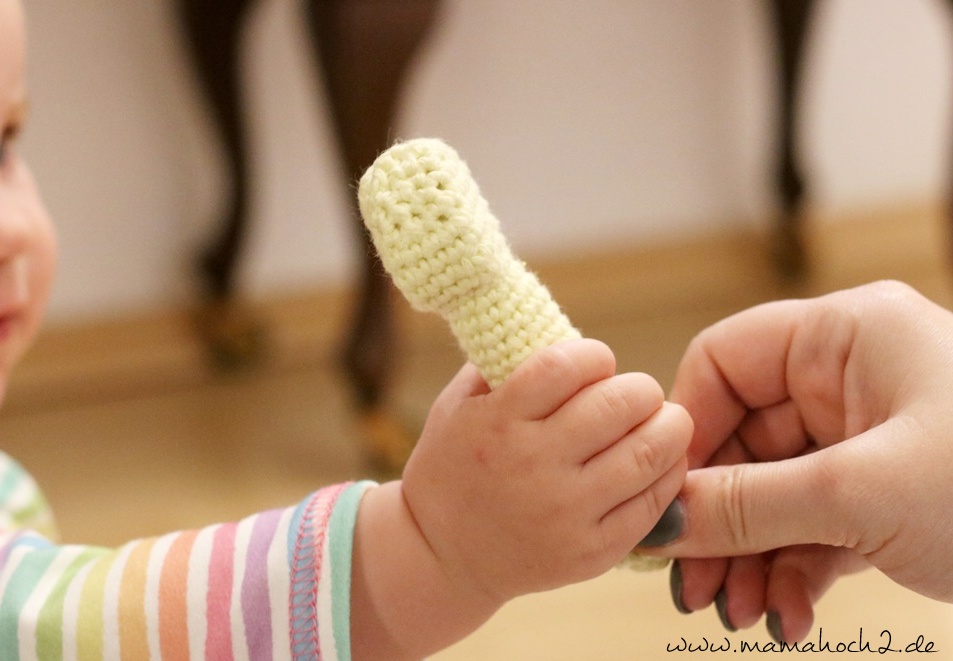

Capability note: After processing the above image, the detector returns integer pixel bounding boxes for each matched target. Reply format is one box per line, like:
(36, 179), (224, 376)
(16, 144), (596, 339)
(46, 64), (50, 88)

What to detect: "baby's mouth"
(0, 257), (29, 342)
(0, 255), (28, 306)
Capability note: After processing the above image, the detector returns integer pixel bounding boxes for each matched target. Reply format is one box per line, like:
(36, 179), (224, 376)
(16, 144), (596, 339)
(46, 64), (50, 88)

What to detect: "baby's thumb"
(656, 453), (852, 558)
(437, 362), (493, 404)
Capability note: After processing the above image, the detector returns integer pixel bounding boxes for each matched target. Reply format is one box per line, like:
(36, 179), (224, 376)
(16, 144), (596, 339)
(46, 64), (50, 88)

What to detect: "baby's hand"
(402, 338), (692, 603)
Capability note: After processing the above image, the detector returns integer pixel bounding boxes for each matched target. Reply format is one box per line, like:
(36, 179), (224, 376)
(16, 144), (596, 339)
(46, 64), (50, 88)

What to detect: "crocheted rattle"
(358, 138), (667, 571)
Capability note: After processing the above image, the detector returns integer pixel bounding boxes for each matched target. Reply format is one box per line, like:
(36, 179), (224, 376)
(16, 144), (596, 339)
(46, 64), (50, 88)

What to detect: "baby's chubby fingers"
(583, 402), (693, 516)
(577, 402), (692, 567)
(549, 371), (668, 464)
(493, 338), (617, 420)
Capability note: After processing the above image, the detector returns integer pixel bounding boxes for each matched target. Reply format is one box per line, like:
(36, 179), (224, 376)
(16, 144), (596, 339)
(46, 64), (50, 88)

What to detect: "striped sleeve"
(0, 450), (374, 660)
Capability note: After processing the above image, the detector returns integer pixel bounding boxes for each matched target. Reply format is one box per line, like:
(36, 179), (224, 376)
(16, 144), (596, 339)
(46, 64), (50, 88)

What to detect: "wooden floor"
(4, 205), (953, 659)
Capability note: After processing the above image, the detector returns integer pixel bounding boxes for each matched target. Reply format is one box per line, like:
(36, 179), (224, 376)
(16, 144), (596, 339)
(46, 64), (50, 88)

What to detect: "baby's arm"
(0, 451), (372, 660)
(349, 340), (692, 660)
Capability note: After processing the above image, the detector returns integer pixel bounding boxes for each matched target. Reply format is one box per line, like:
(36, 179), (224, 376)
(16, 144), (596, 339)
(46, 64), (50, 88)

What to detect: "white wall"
(20, 0), (953, 322)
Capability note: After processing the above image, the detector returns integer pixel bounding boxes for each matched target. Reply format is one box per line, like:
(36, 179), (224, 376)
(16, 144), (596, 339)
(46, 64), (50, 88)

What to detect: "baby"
(0, 1), (691, 659)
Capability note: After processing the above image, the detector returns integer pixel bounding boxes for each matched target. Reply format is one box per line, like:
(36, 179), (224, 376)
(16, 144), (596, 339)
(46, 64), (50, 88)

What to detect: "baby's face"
(0, 0), (57, 401)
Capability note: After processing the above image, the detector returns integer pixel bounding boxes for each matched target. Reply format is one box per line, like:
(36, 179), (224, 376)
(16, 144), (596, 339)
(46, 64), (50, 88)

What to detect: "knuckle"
(859, 279), (917, 303)
(533, 342), (577, 379)
(596, 373), (663, 423)
(716, 465), (752, 550)
(640, 480), (668, 527)
(628, 433), (666, 478)
(597, 381), (634, 421)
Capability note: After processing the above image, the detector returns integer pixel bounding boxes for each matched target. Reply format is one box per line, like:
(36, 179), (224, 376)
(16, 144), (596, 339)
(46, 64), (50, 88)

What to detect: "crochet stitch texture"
(358, 138), (581, 388)
(358, 138), (666, 571)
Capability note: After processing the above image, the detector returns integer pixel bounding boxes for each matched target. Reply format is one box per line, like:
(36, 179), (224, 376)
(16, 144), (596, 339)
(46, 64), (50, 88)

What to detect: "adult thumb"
(655, 451), (854, 559)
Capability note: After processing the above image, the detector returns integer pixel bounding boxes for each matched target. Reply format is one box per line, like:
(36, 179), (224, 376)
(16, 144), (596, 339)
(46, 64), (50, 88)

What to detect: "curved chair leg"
(304, 0), (442, 470)
(769, 0), (816, 280)
(175, 0), (267, 368)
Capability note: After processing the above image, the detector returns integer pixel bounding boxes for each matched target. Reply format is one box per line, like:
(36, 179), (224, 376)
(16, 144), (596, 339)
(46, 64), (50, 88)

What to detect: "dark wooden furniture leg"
(303, 0), (442, 469)
(303, 0), (442, 407)
(176, 0), (441, 468)
(174, 0), (266, 367)
(769, 0), (817, 279)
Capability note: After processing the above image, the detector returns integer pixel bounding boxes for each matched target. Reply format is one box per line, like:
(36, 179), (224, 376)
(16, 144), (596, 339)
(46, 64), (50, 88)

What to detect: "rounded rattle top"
(358, 138), (581, 388)
(358, 138), (513, 315)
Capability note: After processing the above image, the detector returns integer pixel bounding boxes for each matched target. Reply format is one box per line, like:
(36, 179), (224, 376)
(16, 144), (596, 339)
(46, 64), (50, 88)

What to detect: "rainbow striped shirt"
(0, 451), (374, 660)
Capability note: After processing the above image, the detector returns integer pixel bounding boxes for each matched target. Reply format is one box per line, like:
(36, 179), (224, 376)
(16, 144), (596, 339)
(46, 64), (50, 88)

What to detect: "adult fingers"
(673, 555), (767, 630)
(718, 554), (768, 631)
(670, 298), (806, 467)
(674, 547), (867, 642)
(764, 545), (868, 643)
(671, 557), (729, 614)
(597, 457), (687, 561)
(658, 448), (857, 560)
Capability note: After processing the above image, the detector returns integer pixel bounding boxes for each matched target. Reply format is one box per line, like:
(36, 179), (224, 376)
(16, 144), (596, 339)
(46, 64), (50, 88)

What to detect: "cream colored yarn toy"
(358, 138), (667, 571)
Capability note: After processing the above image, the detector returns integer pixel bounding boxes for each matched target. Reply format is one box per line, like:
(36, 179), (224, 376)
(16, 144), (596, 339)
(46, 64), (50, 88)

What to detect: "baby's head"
(0, 0), (58, 401)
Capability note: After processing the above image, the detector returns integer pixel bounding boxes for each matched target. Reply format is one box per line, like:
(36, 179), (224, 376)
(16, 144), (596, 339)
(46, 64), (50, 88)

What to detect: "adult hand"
(654, 281), (953, 643)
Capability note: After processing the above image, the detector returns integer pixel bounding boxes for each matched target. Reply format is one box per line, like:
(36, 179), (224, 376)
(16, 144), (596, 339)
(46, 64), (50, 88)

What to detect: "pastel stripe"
(0, 533), (23, 579)
(289, 490), (328, 659)
(241, 509), (282, 660)
(0, 480), (368, 661)
(76, 551), (116, 660)
(206, 522), (237, 660)
(61, 560), (95, 661)
(268, 508), (294, 660)
(324, 482), (372, 661)
(0, 535), (41, 603)
(5, 476), (41, 521)
(118, 538), (156, 660)
(0, 458), (21, 506)
(0, 455), (53, 539)
(286, 496), (311, 657)
(101, 543), (134, 660)
(0, 542), (57, 661)
(229, 516), (255, 661)
(36, 548), (105, 661)
(18, 545), (84, 661)
(143, 533), (177, 660)
(186, 526), (216, 659)
(310, 485), (347, 661)
(158, 528), (199, 658)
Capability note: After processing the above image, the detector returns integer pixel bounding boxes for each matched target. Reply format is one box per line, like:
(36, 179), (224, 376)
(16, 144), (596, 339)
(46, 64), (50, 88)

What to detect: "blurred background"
(20, 0), (952, 321)
(6, 0), (953, 658)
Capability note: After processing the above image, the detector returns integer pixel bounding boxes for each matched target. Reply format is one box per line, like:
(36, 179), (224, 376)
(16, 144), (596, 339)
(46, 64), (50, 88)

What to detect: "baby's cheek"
(24, 254), (54, 339)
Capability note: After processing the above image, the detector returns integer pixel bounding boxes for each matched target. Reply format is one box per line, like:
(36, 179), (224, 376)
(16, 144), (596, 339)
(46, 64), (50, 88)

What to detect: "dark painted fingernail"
(715, 588), (736, 632)
(766, 611), (783, 643)
(637, 498), (683, 548)
(669, 560), (692, 614)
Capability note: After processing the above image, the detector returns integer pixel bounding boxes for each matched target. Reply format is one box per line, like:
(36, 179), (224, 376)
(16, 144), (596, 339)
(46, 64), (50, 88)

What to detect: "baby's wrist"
(351, 481), (502, 659)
